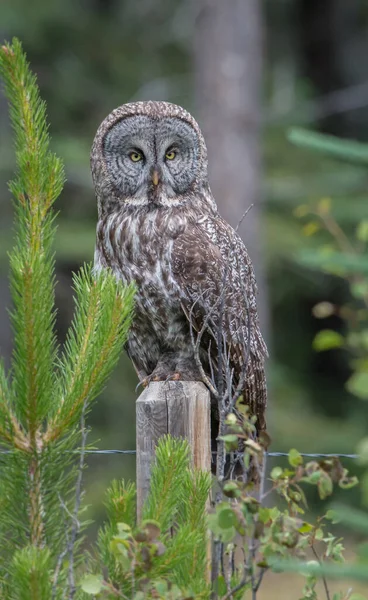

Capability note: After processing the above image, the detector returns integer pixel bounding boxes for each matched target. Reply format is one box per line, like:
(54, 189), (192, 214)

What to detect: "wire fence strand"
(0, 449), (359, 459)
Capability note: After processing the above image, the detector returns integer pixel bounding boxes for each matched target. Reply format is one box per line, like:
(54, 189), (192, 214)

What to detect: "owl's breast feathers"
(95, 207), (267, 431)
(171, 213), (267, 431)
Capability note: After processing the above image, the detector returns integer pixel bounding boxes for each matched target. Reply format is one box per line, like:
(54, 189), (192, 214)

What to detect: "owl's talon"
(164, 372), (181, 382)
(136, 377), (150, 391)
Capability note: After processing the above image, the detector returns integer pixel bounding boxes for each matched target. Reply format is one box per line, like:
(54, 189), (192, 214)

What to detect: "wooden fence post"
(136, 380), (211, 520)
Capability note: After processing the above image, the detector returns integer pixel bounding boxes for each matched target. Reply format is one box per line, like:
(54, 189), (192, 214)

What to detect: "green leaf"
(305, 471), (321, 484)
(154, 580), (168, 594)
(325, 509), (340, 523)
(80, 574), (103, 594)
(347, 372), (368, 400)
(140, 519), (161, 541)
(303, 221), (320, 236)
(258, 507), (271, 523)
(312, 330), (344, 352)
(223, 481), (241, 498)
(298, 249), (368, 275)
(226, 413), (237, 426)
(219, 526), (236, 543)
(339, 475), (358, 490)
(288, 127), (368, 164)
(288, 448), (303, 467)
(219, 434), (238, 444)
(270, 467), (283, 480)
(298, 522), (314, 534)
(117, 522), (131, 534)
(218, 507), (237, 529)
(349, 595), (368, 600)
(318, 472), (333, 499)
(356, 220), (368, 242)
(351, 281), (368, 299)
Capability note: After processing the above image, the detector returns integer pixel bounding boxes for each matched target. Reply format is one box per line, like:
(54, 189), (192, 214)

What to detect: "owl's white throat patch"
(125, 192), (184, 209)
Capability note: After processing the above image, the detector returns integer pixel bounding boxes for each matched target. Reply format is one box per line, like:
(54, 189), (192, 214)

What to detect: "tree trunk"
(298, 0), (368, 137)
(193, 0), (269, 340)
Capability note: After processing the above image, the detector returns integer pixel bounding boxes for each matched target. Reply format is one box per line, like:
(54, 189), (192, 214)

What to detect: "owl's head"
(91, 101), (210, 217)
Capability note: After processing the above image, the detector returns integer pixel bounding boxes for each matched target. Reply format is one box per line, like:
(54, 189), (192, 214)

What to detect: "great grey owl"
(91, 101), (267, 438)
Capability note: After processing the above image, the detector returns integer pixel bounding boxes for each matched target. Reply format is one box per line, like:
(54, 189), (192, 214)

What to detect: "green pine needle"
(104, 479), (137, 526)
(46, 268), (135, 443)
(0, 39), (62, 434)
(0, 37), (135, 594)
(9, 546), (52, 600)
(143, 436), (191, 532)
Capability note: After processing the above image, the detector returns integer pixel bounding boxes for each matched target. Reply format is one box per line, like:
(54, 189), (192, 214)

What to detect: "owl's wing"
(172, 214), (267, 431)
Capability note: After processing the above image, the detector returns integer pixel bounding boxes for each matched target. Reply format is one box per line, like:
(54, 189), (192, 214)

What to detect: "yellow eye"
(130, 151), (142, 162)
(165, 150), (176, 160)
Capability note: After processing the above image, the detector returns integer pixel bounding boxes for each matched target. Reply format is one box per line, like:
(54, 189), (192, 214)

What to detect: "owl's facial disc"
(103, 115), (200, 208)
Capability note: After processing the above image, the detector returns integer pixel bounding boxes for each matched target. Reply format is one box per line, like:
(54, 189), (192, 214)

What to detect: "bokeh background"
(1, 2), (368, 594)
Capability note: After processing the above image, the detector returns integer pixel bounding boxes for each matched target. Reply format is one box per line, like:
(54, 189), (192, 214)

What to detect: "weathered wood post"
(136, 380), (211, 520)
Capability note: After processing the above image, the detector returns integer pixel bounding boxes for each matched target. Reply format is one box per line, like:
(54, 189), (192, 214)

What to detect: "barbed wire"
(0, 449), (359, 459)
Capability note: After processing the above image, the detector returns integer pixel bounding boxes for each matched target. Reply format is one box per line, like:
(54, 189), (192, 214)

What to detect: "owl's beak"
(151, 168), (160, 186)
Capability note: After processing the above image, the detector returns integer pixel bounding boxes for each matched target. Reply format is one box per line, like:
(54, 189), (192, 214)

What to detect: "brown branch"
(319, 212), (356, 256)
(68, 402), (87, 599)
(189, 293), (220, 397)
(254, 567), (268, 593)
(220, 576), (249, 600)
(311, 545), (331, 600)
(29, 451), (44, 547)
(23, 264), (40, 444)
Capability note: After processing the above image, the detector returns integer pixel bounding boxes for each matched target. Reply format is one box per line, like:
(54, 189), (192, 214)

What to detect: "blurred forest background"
(1, 0), (368, 560)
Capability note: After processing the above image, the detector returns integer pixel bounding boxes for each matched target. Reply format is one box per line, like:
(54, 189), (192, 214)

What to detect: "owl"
(91, 101), (267, 441)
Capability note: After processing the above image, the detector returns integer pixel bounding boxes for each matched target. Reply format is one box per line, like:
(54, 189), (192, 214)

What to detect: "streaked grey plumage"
(91, 101), (267, 434)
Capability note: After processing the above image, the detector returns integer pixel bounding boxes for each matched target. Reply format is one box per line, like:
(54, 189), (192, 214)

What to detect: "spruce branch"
(0, 361), (29, 450)
(0, 38), (135, 589)
(9, 546), (52, 600)
(104, 479), (137, 526)
(45, 270), (135, 443)
(142, 436), (191, 532)
(176, 469), (212, 589)
(0, 39), (62, 435)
